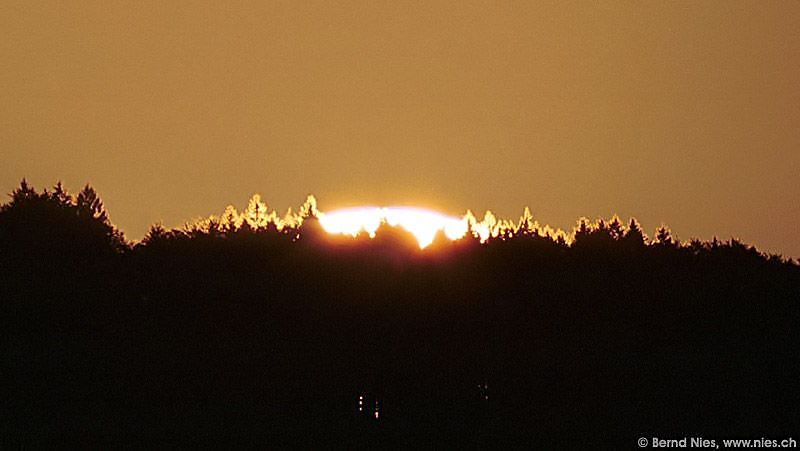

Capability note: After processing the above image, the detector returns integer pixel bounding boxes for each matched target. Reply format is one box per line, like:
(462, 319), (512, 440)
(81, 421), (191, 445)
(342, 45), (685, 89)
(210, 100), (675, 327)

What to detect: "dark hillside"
(2, 181), (798, 447)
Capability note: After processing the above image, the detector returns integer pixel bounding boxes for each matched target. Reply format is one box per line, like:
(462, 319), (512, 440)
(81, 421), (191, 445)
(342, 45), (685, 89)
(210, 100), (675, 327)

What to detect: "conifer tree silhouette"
(623, 218), (646, 247)
(654, 225), (675, 246)
(607, 216), (624, 240)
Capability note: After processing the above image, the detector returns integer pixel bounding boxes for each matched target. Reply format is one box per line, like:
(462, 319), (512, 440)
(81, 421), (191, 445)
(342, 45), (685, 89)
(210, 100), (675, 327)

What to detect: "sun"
(318, 207), (469, 249)
(202, 195), (547, 248)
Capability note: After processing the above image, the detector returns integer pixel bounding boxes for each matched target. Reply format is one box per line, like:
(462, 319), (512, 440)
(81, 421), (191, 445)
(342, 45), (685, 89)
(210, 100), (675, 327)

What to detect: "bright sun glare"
(318, 207), (469, 249)
(202, 195), (553, 249)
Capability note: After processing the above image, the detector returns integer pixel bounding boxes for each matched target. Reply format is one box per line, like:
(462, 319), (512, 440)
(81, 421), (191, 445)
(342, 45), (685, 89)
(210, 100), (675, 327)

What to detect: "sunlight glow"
(318, 207), (469, 249)
(193, 194), (569, 249)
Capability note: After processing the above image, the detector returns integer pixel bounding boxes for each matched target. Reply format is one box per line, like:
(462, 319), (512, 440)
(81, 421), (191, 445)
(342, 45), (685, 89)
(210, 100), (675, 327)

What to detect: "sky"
(2, 1), (799, 256)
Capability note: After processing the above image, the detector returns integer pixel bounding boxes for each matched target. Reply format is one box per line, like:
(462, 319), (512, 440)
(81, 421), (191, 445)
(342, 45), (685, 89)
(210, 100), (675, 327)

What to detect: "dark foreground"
(2, 184), (799, 447)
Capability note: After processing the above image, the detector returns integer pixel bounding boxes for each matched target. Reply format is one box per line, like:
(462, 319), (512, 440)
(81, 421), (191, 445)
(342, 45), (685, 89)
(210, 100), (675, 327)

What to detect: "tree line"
(2, 180), (798, 447)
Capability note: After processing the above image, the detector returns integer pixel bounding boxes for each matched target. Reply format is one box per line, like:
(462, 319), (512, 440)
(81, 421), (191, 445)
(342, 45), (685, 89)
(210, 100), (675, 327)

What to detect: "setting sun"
(195, 194), (564, 249)
(318, 207), (468, 249)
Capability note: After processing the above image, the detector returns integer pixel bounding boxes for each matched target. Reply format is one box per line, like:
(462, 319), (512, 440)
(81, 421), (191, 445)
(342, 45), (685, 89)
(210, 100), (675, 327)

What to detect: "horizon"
(5, 178), (796, 262)
(2, 1), (799, 256)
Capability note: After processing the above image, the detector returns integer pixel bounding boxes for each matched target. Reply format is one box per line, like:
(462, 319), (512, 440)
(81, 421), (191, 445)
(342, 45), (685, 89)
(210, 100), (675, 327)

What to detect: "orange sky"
(2, 1), (798, 256)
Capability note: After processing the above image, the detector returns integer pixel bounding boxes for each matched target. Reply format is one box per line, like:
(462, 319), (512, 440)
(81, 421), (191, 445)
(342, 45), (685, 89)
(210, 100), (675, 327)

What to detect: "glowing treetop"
(192, 194), (566, 249)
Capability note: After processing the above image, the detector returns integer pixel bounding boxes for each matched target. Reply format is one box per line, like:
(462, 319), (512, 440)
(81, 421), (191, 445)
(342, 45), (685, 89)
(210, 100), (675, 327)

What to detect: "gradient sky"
(2, 1), (798, 256)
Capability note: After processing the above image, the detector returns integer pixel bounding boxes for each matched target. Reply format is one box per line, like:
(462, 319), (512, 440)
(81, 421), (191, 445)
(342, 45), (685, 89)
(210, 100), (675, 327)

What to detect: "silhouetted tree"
(517, 207), (537, 235)
(572, 217), (592, 246)
(50, 181), (72, 205)
(653, 225), (675, 246)
(2, 179), (798, 448)
(622, 218), (646, 247)
(607, 216), (624, 240)
(0, 179), (127, 259)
